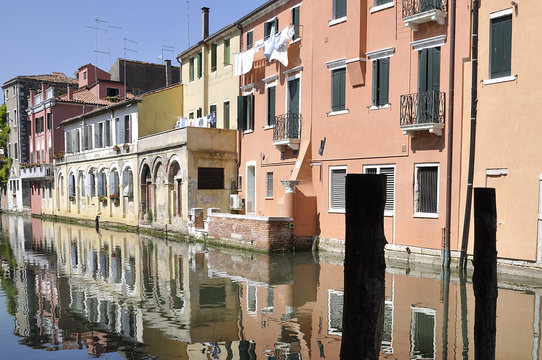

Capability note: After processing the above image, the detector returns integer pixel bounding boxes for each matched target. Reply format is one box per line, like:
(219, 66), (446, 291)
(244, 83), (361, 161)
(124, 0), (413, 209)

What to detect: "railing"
(20, 164), (54, 179)
(273, 113), (302, 141)
(400, 91), (445, 127)
(46, 88), (54, 100)
(33, 93), (42, 106)
(402, 0), (447, 18)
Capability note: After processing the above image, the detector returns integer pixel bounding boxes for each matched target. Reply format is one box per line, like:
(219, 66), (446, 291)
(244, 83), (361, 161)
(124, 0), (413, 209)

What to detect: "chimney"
(67, 86), (73, 101)
(165, 60), (172, 87)
(41, 84), (47, 101)
(202, 7), (210, 39)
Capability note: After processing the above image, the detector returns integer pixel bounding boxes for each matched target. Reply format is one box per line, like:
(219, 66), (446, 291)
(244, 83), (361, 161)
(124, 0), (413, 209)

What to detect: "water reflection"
(0, 215), (540, 359)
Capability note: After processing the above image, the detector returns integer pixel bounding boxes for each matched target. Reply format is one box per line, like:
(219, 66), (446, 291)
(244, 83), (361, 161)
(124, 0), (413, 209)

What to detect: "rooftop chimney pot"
(202, 7), (210, 40)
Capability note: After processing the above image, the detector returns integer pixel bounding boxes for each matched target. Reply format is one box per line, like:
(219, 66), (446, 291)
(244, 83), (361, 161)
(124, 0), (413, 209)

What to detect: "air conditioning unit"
(230, 194), (244, 210)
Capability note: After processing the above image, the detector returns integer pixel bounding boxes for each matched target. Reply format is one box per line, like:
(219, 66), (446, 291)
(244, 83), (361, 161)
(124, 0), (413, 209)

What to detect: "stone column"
(280, 180), (299, 218)
(76, 185), (80, 214)
(119, 183), (125, 218)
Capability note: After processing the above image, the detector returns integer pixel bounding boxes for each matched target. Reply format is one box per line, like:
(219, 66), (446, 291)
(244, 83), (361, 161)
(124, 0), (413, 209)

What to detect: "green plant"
(146, 209), (153, 223)
(286, 222), (295, 230)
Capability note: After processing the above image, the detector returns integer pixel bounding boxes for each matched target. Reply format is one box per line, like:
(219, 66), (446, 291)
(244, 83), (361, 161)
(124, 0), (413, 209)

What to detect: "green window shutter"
(339, 68), (346, 110)
(224, 39), (230, 65)
(418, 49), (428, 93)
(237, 95), (246, 131)
(292, 7), (300, 40)
(491, 15), (512, 78)
(211, 44), (217, 72)
(429, 47), (440, 92)
(334, 0), (347, 19)
(247, 94), (254, 130)
(224, 101), (230, 129)
(332, 69), (345, 112)
(197, 52), (202, 78)
(189, 58), (194, 82)
(264, 22), (271, 38)
(372, 61), (378, 106)
(378, 57), (390, 105)
(267, 86), (276, 126)
(247, 31), (253, 49)
(274, 18), (279, 33)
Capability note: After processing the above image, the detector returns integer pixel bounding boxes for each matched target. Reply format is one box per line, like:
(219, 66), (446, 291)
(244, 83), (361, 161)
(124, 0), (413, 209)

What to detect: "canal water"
(0, 215), (540, 359)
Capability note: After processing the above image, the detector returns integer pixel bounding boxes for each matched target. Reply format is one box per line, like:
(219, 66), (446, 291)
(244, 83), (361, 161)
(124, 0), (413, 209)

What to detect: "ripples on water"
(0, 215), (541, 359)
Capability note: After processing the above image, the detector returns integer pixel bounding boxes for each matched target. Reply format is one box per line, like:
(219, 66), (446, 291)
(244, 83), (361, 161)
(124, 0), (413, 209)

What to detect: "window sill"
(328, 16), (347, 27)
(328, 208), (345, 214)
(265, 197), (273, 200)
(290, 37), (302, 45)
(482, 75), (517, 86)
(264, 125), (275, 130)
(328, 109), (349, 117)
(243, 129), (254, 134)
(384, 211), (395, 217)
(370, 2), (394, 13)
(370, 104), (391, 110)
(413, 212), (439, 219)
(224, 64), (232, 69)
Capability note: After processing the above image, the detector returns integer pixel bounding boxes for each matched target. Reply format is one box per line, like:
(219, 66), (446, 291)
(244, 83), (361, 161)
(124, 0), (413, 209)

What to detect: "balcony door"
(417, 47), (440, 123)
(286, 77), (300, 138)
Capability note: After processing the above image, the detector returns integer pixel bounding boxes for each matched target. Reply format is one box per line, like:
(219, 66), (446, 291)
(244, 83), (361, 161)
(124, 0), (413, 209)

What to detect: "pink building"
(234, 0), (470, 255)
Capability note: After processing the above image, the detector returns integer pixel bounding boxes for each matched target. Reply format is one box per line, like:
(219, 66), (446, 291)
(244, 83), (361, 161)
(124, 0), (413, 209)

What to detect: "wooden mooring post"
(473, 187), (498, 360)
(340, 174), (386, 360)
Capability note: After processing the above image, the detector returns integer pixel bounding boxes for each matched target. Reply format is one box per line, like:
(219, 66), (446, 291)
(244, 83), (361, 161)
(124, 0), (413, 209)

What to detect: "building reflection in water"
(0, 214), (541, 359)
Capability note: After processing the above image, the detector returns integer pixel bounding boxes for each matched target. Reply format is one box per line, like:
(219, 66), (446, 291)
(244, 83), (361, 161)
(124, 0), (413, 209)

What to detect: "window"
(83, 70), (87, 80)
(266, 172), (273, 198)
(35, 116), (44, 133)
(14, 143), (18, 159)
(414, 164), (439, 216)
(46, 112), (51, 130)
(95, 123), (103, 148)
(97, 172), (107, 197)
(106, 88), (120, 98)
(237, 94), (254, 131)
(211, 43), (217, 72)
(189, 112), (194, 119)
(86, 173), (96, 197)
(69, 174), (76, 197)
(329, 166), (346, 212)
(48, 146), (52, 163)
(209, 104), (217, 128)
(197, 108), (202, 118)
(109, 171), (119, 197)
(59, 175), (64, 196)
(224, 39), (230, 65)
(246, 30), (253, 49)
(197, 52), (202, 78)
(115, 117), (123, 144)
(372, 58), (390, 106)
(490, 13), (512, 79)
(198, 167), (224, 189)
(328, 290), (343, 335)
(410, 307), (436, 359)
(5, 89), (8, 98)
(13, 110), (17, 127)
(331, 68), (346, 112)
(417, 47), (441, 123)
(123, 168), (134, 199)
(189, 57), (195, 82)
(264, 18), (279, 39)
(105, 120), (111, 147)
(333, 0), (347, 19)
(267, 85), (276, 126)
(223, 101), (230, 129)
(292, 6), (300, 40)
(124, 115), (131, 143)
(375, 0), (392, 5)
(364, 165), (395, 215)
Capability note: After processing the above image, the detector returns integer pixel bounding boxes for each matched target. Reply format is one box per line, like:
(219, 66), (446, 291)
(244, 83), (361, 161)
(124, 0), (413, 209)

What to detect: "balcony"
(400, 91), (445, 137)
(402, 0), (447, 31)
(273, 113), (302, 151)
(20, 163), (54, 179)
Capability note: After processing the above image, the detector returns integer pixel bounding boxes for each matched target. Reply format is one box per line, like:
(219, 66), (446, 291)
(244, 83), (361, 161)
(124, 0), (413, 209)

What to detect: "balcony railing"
(273, 113), (302, 151)
(400, 90), (445, 137)
(20, 163), (54, 179)
(33, 93), (42, 106)
(402, 0), (447, 30)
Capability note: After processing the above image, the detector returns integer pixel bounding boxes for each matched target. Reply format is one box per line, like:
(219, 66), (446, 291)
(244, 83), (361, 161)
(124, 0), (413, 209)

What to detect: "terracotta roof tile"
(11, 73), (78, 85)
(57, 88), (113, 106)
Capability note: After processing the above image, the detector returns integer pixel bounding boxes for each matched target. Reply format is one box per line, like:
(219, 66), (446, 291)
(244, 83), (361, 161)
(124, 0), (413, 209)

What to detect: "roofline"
(60, 98), (140, 126)
(2, 75), (77, 88)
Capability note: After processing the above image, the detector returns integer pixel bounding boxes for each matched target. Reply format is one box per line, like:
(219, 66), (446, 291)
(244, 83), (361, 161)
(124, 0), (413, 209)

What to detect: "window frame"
(291, 5), (301, 40)
(223, 39), (231, 66)
(196, 52), (202, 79)
(189, 57), (195, 82)
(489, 9), (513, 80)
(246, 30), (254, 50)
(414, 163), (439, 218)
(223, 100), (230, 129)
(410, 306), (437, 359)
(266, 81), (276, 127)
(211, 43), (217, 73)
(330, 0), (347, 25)
(364, 164), (395, 216)
(265, 172), (273, 199)
(372, 57), (390, 107)
(330, 67), (346, 113)
(329, 165), (347, 213)
(264, 17), (279, 39)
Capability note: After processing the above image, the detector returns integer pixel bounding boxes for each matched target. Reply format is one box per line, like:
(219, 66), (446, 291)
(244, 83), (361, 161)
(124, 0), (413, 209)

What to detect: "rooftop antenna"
(87, 18), (108, 84)
(160, 45), (175, 63)
(123, 38), (138, 99)
(186, 0), (190, 47)
(108, 25), (122, 67)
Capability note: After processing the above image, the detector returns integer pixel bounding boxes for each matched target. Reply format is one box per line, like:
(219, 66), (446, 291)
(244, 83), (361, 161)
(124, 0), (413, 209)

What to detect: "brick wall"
(207, 213), (294, 252)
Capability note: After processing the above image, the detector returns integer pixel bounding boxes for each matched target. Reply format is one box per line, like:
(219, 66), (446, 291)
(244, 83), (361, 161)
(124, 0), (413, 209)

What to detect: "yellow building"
(178, 7), (240, 130)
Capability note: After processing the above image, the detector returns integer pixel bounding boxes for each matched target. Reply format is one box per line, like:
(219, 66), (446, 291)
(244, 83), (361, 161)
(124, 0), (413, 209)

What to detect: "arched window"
(59, 175), (65, 196)
(97, 172), (107, 197)
(68, 174), (75, 197)
(123, 168), (134, 200)
(109, 171), (119, 198)
(86, 173), (96, 197)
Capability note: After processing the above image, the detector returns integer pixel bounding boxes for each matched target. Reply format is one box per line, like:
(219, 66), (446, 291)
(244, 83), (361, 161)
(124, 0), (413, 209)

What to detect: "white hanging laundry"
(270, 25), (295, 67)
(175, 116), (187, 129)
(234, 52), (243, 76)
(254, 39), (265, 51)
(208, 112), (217, 126)
(264, 25), (276, 60)
(234, 48), (256, 76)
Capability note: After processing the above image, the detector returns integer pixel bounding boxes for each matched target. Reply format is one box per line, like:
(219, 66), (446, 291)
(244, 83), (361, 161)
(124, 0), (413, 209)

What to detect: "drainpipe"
(444, 0), (456, 269)
(460, 0), (480, 269)
(235, 22), (243, 192)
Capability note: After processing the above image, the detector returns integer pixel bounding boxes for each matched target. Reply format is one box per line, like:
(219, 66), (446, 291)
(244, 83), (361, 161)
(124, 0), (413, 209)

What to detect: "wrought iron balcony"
(20, 163), (54, 179)
(273, 113), (302, 151)
(400, 90), (445, 137)
(402, 0), (447, 30)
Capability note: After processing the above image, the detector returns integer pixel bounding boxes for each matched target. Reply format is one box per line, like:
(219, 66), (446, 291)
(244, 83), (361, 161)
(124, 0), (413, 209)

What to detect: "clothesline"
(174, 112), (216, 129)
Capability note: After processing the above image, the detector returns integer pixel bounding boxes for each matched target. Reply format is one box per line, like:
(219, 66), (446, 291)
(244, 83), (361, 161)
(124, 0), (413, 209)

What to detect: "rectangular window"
(375, 0), (392, 5)
(105, 120), (111, 147)
(264, 18), (279, 39)
(209, 104), (217, 128)
(84, 125), (92, 150)
(197, 52), (202, 78)
(48, 147), (52, 163)
(14, 143), (18, 159)
(331, 68), (346, 112)
(197, 108), (202, 118)
(189, 57), (195, 82)
(333, 0), (347, 19)
(267, 86), (276, 126)
(211, 43), (217, 72)
(415, 164), (439, 215)
(246, 31), (253, 49)
(266, 172), (273, 198)
(46, 112), (51, 130)
(13, 110), (17, 127)
(364, 165), (395, 215)
(329, 166), (346, 212)
(115, 117), (122, 144)
(198, 167), (224, 189)
(97, 123), (104, 148)
(237, 94), (254, 131)
(224, 39), (230, 65)
(490, 14), (512, 79)
(410, 307), (436, 359)
(189, 112), (194, 119)
(223, 101), (230, 129)
(372, 58), (390, 106)
(124, 115), (131, 143)
(35, 116), (44, 133)
(106, 88), (120, 98)
(328, 290), (344, 335)
(292, 6), (300, 40)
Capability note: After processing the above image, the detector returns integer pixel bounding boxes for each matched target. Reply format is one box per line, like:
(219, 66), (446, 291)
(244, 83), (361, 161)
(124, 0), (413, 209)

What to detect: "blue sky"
(1, 0), (267, 101)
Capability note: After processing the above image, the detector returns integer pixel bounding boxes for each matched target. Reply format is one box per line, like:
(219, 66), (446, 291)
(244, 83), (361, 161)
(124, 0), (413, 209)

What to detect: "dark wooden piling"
(340, 174), (387, 360)
(473, 187), (498, 360)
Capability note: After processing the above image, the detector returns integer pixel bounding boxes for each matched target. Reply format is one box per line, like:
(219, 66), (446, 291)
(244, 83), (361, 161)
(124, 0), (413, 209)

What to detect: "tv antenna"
(108, 25), (123, 66)
(123, 38), (138, 99)
(87, 18), (108, 83)
(186, 0), (190, 46)
(159, 45), (175, 63)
